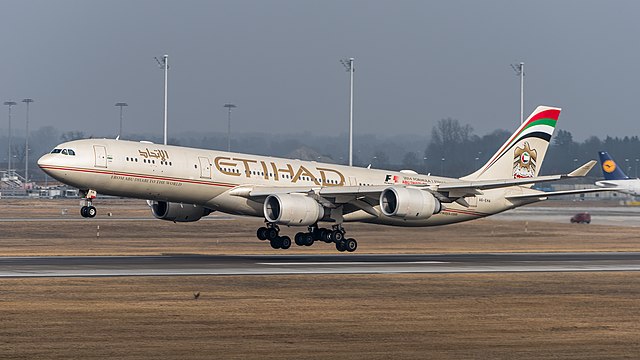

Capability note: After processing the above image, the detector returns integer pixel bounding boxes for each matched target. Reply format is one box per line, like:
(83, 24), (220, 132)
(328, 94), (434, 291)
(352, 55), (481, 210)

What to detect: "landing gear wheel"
(303, 233), (314, 246)
(322, 230), (332, 243)
(280, 236), (291, 250)
(266, 228), (279, 240)
(294, 232), (304, 246)
(80, 206), (89, 218)
(257, 227), (269, 240)
(336, 239), (347, 252)
(345, 238), (357, 252)
(87, 206), (97, 218)
(331, 230), (344, 242)
(270, 237), (282, 249)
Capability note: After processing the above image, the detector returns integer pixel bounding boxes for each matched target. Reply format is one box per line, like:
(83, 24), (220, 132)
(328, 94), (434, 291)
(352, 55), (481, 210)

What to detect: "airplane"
(38, 105), (607, 253)
(595, 151), (640, 196)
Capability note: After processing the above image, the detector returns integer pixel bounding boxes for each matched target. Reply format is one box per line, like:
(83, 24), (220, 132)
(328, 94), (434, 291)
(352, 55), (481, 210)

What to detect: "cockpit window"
(51, 148), (76, 155)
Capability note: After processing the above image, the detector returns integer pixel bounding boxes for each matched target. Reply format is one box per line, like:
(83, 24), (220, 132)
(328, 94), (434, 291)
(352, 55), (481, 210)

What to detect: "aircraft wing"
(506, 187), (622, 201)
(425, 160), (597, 198)
(229, 185), (389, 198)
(229, 160), (598, 205)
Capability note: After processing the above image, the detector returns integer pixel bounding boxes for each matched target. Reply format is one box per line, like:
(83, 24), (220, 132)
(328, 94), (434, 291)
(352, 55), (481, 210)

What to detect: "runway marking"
(258, 261), (448, 266)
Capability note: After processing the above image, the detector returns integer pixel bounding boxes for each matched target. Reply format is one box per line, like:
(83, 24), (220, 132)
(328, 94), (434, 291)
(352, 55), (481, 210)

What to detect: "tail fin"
(462, 105), (561, 181)
(598, 151), (630, 180)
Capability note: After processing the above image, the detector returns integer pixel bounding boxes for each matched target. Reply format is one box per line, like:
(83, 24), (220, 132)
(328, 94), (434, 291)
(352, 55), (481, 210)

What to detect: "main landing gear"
(256, 223), (357, 252)
(79, 189), (98, 218)
(256, 223), (292, 250)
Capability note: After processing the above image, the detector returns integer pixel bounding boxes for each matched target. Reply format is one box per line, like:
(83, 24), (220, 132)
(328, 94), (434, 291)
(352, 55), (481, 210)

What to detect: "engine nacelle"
(379, 187), (441, 220)
(264, 194), (324, 226)
(149, 201), (212, 222)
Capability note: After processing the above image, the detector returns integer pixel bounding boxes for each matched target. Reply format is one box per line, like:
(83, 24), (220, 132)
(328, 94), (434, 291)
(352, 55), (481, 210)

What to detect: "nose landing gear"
(79, 189), (98, 218)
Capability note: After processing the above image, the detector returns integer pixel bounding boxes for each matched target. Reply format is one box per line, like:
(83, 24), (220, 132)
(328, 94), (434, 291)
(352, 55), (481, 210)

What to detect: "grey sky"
(2, 0), (639, 142)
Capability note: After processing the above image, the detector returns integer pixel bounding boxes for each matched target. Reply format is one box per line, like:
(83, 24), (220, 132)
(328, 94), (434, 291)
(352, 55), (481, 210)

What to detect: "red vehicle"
(570, 212), (591, 224)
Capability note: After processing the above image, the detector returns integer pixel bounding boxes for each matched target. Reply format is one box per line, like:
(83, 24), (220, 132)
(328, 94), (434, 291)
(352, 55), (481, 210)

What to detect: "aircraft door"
(198, 157), (211, 179)
(94, 145), (107, 168)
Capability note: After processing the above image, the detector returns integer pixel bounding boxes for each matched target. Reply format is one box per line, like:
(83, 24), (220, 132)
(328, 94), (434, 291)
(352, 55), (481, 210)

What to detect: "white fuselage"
(38, 139), (540, 227)
(596, 179), (640, 197)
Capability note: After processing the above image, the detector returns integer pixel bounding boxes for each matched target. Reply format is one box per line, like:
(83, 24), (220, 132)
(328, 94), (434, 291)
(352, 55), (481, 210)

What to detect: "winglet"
(568, 160), (596, 177)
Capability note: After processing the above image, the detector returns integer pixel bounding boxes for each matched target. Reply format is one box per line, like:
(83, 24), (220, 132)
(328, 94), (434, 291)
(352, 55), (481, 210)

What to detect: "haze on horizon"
(2, 0), (639, 143)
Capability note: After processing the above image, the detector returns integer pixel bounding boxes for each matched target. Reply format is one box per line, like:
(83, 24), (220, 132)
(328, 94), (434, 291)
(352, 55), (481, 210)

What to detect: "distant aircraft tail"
(598, 151), (630, 180)
(462, 105), (561, 181)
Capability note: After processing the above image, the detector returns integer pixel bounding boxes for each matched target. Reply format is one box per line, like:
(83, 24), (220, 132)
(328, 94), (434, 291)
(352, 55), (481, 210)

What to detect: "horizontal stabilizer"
(568, 160), (596, 177)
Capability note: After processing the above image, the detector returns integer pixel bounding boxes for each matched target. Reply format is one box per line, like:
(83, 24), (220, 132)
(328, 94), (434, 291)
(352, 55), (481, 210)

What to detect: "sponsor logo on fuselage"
(385, 174), (438, 185)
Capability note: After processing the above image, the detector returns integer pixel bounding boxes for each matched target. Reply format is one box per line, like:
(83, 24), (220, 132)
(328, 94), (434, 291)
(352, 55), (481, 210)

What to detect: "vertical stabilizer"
(462, 106), (561, 181)
(598, 151), (630, 180)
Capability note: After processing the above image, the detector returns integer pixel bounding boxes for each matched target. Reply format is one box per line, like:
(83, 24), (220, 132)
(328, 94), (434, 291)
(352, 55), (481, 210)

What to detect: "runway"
(2, 252), (640, 277)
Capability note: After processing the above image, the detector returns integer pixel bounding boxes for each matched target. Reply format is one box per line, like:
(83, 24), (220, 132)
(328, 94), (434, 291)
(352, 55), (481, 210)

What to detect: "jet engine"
(263, 194), (324, 226)
(148, 201), (212, 222)
(379, 187), (441, 221)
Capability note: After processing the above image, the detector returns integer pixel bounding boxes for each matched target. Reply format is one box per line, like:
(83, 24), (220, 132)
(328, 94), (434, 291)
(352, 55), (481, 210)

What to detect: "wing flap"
(506, 187), (621, 200)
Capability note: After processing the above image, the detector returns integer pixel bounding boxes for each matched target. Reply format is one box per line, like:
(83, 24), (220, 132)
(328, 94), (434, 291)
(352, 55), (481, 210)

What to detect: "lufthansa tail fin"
(598, 151), (630, 180)
(462, 105), (561, 182)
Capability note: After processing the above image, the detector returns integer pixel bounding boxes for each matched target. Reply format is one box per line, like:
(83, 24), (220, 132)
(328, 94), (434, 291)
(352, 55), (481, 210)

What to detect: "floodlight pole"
(22, 98), (33, 182)
(155, 55), (169, 145)
(163, 55), (168, 145)
(224, 103), (237, 152)
(4, 101), (17, 174)
(341, 57), (355, 166)
(511, 62), (525, 124)
(115, 102), (128, 138)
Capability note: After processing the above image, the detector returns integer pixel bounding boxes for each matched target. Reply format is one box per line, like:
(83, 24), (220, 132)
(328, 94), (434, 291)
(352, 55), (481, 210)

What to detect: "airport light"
(115, 102), (128, 138)
(4, 101), (17, 173)
(155, 55), (169, 145)
(441, 157), (445, 175)
(511, 62), (524, 124)
(340, 57), (355, 166)
(224, 103), (237, 152)
(625, 158), (630, 174)
(22, 98), (34, 182)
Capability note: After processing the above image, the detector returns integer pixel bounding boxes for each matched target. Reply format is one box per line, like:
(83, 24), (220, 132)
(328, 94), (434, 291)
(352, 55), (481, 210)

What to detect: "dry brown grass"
(1, 273), (639, 359)
(1, 199), (640, 256)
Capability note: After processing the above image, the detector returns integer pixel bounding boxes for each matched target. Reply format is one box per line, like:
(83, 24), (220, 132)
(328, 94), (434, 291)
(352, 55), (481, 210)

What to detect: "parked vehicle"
(570, 212), (591, 224)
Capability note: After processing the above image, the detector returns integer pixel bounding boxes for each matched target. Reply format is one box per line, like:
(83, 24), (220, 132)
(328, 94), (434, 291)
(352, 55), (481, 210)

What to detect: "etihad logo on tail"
(513, 142), (537, 179)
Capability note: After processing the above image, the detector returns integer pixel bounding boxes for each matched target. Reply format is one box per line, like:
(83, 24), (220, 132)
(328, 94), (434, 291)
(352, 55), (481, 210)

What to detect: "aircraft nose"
(37, 154), (54, 172)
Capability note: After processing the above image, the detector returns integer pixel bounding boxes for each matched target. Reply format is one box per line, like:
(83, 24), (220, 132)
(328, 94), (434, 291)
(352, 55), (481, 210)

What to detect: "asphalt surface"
(2, 252), (640, 277)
